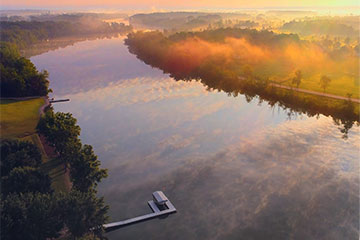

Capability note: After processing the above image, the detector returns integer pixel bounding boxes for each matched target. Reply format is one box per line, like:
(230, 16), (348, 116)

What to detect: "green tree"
(37, 111), (81, 156)
(0, 42), (51, 97)
(1, 139), (42, 177)
(319, 75), (332, 92)
(70, 144), (108, 192)
(2, 167), (52, 196)
(63, 190), (109, 238)
(1, 192), (64, 240)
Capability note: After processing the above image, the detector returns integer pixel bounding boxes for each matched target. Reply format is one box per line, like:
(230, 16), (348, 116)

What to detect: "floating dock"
(103, 191), (176, 232)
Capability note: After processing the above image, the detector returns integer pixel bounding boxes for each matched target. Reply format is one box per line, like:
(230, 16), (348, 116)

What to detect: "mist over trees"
(281, 17), (359, 38)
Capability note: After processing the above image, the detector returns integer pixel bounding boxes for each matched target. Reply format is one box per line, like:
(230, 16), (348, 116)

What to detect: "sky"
(1, 0), (359, 10)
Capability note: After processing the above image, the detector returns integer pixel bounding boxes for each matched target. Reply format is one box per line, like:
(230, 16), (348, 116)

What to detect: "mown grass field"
(291, 75), (358, 99)
(1, 98), (70, 192)
(0, 98), (44, 139)
(257, 68), (359, 99)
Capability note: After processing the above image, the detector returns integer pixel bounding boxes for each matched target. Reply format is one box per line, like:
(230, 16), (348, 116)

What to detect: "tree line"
(0, 18), (133, 50)
(0, 42), (51, 97)
(281, 18), (358, 37)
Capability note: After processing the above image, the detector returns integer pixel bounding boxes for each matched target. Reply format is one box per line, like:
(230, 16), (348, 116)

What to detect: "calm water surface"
(31, 37), (360, 240)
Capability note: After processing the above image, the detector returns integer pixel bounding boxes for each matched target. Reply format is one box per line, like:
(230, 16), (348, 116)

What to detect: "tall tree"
(70, 144), (108, 192)
(319, 75), (332, 92)
(0, 42), (51, 97)
(37, 111), (82, 157)
(292, 70), (302, 88)
(1, 140), (42, 177)
(62, 190), (109, 238)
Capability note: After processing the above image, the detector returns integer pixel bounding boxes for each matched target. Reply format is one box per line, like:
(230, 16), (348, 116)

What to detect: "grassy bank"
(0, 98), (44, 139)
(1, 98), (70, 192)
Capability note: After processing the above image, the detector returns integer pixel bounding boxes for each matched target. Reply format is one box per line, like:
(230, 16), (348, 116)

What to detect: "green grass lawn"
(1, 98), (70, 192)
(0, 98), (45, 139)
(272, 74), (359, 99)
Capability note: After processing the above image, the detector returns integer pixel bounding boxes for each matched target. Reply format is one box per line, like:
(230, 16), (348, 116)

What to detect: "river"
(31, 36), (359, 240)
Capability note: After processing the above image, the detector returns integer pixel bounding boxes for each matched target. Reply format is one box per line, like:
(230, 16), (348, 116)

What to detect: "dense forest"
(0, 42), (51, 97)
(0, 15), (133, 49)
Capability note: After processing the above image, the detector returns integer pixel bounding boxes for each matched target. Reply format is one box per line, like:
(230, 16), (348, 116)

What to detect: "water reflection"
(125, 35), (360, 139)
(23, 34), (123, 58)
(30, 37), (359, 240)
(31, 37), (165, 96)
(104, 119), (359, 240)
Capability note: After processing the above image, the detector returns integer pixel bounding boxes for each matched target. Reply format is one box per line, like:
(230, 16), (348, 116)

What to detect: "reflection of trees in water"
(22, 33), (122, 58)
(193, 77), (358, 139)
(126, 41), (359, 139)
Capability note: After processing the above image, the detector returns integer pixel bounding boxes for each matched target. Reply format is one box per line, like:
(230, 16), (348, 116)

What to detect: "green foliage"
(36, 109), (108, 236)
(37, 110), (108, 192)
(0, 42), (51, 97)
(37, 110), (81, 156)
(2, 167), (52, 196)
(1, 192), (64, 240)
(0, 139), (42, 176)
(1, 190), (109, 240)
(62, 190), (109, 238)
(1, 139), (52, 197)
(1, 132), (109, 239)
(70, 144), (108, 192)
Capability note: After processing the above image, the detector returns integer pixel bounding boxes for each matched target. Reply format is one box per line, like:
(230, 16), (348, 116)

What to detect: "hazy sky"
(1, 0), (358, 9)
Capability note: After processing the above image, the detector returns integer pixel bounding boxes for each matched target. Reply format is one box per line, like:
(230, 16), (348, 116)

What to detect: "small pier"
(103, 191), (176, 232)
(49, 98), (70, 103)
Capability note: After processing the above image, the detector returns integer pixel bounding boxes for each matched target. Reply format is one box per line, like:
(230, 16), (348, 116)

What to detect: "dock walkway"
(103, 191), (176, 232)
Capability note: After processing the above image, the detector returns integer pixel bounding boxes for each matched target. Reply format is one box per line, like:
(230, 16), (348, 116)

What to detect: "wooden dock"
(103, 192), (176, 232)
(49, 99), (70, 103)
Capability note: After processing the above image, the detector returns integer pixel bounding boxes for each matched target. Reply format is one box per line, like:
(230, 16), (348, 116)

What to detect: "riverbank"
(270, 83), (360, 103)
(0, 97), (71, 192)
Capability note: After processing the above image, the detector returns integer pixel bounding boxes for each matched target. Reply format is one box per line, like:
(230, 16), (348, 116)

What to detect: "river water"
(31, 36), (359, 240)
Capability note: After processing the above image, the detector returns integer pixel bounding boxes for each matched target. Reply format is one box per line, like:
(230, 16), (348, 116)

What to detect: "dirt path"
(270, 83), (360, 103)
